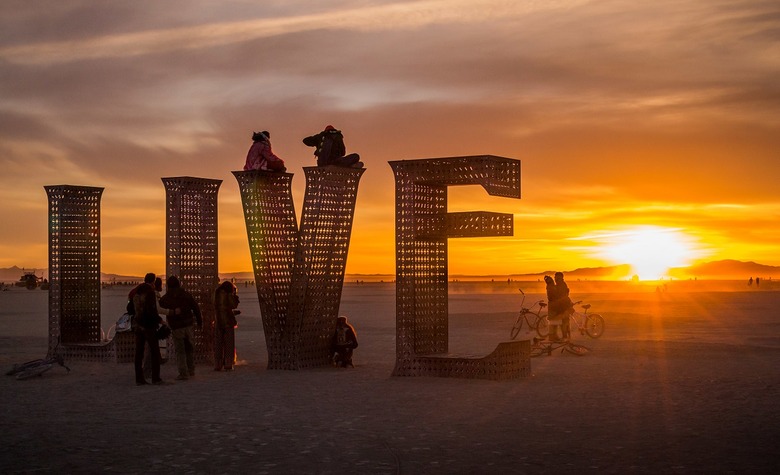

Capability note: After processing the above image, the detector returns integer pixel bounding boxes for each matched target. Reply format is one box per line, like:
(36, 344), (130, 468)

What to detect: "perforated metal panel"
(389, 156), (530, 379)
(45, 185), (104, 358)
(162, 177), (222, 363)
(234, 167), (364, 369)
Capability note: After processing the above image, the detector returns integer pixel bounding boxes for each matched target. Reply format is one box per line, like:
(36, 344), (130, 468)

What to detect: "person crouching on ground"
(331, 315), (358, 368)
(302, 125), (363, 168)
(159, 275), (202, 381)
(244, 130), (286, 172)
(214, 281), (240, 371)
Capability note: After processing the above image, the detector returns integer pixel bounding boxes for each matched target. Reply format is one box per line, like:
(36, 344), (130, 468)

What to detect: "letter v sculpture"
(234, 167), (365, 369)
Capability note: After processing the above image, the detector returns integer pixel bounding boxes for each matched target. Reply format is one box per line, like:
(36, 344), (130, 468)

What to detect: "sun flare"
(592, 226), (700, 280)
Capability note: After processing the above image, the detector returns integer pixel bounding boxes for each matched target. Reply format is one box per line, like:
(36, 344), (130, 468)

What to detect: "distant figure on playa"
(546, 272), (574, 341)
(214, 281), (240, 371)
(302, 125), (363, 168)
(130, 273), (163, 385)
(331, 315), (358, 368)
(160, 275), (203, 381)
(244, 131), (286, 172)
(748, 277), (753, 286)
(756, 277), (760, 287)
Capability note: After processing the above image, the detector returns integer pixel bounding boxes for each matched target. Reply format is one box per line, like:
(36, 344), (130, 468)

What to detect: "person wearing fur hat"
(302, 125), (363, 168)
(244, 130), (286, 172)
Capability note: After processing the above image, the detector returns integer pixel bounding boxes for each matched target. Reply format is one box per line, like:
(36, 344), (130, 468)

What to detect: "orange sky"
(1, 1), (778, 279)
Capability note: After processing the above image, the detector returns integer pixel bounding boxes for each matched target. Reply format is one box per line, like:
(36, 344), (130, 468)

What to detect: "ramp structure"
(234, 166), (364, 369)
(162, 176), (222, 363)
(389, 156), (530, 380)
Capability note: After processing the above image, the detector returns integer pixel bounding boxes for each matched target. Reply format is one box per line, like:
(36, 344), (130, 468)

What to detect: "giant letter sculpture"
(162, 176), (222, 363)
(390, 156), (530, 380)
(234, 166), (365, 369)
(45, 185), (106, 360)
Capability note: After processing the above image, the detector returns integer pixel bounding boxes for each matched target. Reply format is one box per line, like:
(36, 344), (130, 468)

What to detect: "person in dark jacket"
(546, 272), (573, 341)
(330, 315), (358, 368)
(214, 281), (240, 371)
(159, 275), (202, 381)
(302, 125), (363, 168)
(130, 273), (163, 385)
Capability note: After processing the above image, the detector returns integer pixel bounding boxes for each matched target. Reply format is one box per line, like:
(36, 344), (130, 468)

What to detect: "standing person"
(544, 275), (561, 341)
(243, 130), (286, 172)
(302, 125), (363, 168)
(330, 315), (358, 368)
(143, 276), (168, 379)
(159, 275), (202, 381)
(130, 273), (163, 385)
(553, 272), (573, 339)
(214, 281), (240, 371)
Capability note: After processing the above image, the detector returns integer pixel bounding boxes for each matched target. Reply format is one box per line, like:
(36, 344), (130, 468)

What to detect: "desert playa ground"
(1, 280), (779, 474)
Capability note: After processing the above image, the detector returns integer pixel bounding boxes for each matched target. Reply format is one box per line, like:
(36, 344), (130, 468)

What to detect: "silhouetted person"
(160, 275), (202, 380)
(756, 277), (760, 287)
(331, 315), (358, 368)
(749, 277), (753, 286)
(130, 272), (163, 385)
(544, 275), (561, 340)
(303, 125), (363, 168)
(546, 272), (574, 341)
(142, 276), (167, 379)
(244, 131), (286, 172)
(214, 281), (239, 371)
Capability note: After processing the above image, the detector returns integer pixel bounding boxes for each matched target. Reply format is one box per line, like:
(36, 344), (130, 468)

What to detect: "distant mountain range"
(1, 260), (777, 284)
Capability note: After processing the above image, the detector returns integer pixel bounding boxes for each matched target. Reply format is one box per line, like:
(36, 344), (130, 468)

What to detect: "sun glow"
(593, 226), (700, 280)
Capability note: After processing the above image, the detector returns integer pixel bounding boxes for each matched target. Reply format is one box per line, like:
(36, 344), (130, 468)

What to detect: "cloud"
(0, 0), (585, 65)
(2, 0), (779, 273)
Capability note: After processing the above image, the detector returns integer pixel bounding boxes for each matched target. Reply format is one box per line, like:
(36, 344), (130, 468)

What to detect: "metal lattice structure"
(390, 156), (530, 380)
(45, 185), (106, 359)
(162, 177), (222, 363)
(234, 167), (364, 369)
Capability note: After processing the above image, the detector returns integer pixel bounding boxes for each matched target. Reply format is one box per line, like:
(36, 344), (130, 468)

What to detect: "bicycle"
(6, 353), (71, 380)
(510, 289), (549, 340)
(529, 337), (591, 357)
(563, 301), (605, 339)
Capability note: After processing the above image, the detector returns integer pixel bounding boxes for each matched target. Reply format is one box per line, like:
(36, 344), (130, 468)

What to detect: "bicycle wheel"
(15, 363), (53, 380)
(535, 315), (550, 338)
(563, 343), (590, 356)
(585, 314), (605, 338)
(510, 315), (525, 340)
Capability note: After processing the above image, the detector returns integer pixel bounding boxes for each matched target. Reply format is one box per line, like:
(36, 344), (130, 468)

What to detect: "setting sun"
(592, 226), (701, 280)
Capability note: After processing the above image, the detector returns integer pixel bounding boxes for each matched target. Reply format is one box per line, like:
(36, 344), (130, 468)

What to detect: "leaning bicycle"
(564, 301), (605, 339)
(510, 289), (549, 339)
